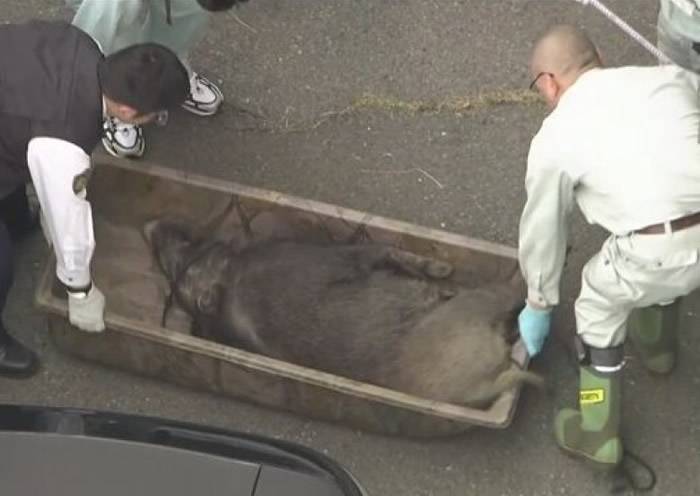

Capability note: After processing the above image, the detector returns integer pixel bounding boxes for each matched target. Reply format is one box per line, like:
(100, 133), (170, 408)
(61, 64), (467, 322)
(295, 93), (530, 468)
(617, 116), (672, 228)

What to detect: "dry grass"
(351, 89), (543, 116)
(236, 88), (544, 134)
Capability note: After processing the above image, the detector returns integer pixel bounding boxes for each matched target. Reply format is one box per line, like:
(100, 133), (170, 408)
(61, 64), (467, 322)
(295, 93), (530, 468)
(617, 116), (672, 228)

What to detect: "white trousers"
(575, 223), (700, 348)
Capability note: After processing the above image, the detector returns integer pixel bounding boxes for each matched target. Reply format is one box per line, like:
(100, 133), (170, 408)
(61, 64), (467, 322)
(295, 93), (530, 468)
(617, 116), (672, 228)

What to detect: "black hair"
(195, 0), (249, 12)
(98, 43), (189, 115)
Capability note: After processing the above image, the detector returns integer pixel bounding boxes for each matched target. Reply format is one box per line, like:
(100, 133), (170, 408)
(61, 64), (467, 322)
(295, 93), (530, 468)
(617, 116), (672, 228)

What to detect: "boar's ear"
(196, 284), (222, 315)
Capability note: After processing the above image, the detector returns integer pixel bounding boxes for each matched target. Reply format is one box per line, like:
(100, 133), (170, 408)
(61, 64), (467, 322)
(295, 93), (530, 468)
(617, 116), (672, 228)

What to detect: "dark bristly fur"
(143, 218), (542, 407)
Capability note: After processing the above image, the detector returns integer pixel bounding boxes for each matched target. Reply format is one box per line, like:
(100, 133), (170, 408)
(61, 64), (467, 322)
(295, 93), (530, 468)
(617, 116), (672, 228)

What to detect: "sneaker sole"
(0, 359), (40, 379)
(181, 101), (223, 117)
(556, 443), (622, 471)
(101, 136), (145, 159)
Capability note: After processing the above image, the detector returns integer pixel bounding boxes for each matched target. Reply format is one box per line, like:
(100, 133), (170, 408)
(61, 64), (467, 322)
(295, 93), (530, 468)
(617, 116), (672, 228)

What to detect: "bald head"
(531, 24), (601, 82)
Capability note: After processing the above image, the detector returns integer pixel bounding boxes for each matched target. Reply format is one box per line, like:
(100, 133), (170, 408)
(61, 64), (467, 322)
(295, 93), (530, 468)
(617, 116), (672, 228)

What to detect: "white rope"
(573, 0), (673, 64)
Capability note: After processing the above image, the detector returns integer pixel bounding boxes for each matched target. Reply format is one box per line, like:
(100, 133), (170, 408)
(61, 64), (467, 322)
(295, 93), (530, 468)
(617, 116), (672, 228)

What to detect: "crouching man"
(518, 24), (700, 468)
(0, 20), (188, 377)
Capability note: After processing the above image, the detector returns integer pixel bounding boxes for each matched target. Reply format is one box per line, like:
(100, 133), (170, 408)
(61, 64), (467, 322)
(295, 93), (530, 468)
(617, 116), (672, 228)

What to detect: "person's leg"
(0, 185), (37, 243)
(556, 227), (700, 468)
(0, 220), (38, 378)
(69, 0), (151, 54)
(554, 240), (630, 469)
(627, 299), (680, 374)
(68, 0), (151, 158)
(622, 225), (700, 374)
(149, 0), (224, 116)
(148, 0), (209, 62)
(657, 1), (700, 71)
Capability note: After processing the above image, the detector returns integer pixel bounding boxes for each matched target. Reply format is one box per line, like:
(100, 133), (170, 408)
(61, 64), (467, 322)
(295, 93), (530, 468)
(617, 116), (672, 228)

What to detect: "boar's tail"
(490, 365), (545, 400)
(465, 365), (545, 407)
(496, 366), (545, 392)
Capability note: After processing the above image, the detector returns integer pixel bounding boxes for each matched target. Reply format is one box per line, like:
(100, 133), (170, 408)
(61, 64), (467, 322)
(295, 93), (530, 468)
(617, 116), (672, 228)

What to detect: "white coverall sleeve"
(27, 137), (95, 288)
(518, 137), (576, 308)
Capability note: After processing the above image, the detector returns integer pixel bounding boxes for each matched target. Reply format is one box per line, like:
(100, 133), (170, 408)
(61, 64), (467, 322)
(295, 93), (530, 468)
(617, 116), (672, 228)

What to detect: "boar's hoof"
(424, 260), (454, 279)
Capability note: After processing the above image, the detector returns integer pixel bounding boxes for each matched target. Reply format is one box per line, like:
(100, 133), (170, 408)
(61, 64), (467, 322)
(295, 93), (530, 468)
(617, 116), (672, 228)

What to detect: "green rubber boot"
(627, 300), (680, 375)
(555, 366), (623, 469)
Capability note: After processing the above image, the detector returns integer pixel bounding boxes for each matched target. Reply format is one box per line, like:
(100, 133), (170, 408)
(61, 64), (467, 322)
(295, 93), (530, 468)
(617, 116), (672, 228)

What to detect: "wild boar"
(143, 217), (541, 407)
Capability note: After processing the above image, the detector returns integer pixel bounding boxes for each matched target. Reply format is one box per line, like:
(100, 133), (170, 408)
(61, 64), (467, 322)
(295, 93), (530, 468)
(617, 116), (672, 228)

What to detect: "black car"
(0, 404), (367, 496)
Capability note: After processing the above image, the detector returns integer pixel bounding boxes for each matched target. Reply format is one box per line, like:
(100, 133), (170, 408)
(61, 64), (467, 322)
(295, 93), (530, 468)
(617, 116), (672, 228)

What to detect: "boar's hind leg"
(464, 365), (545, 408)
(353, 245), (454, 279)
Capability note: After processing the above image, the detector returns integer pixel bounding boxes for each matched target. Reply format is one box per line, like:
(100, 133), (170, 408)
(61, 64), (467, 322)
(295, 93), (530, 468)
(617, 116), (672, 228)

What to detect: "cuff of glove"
(66, 281), (93, 299)
(526, 299), (553, 313)
(526, 285), (557, 310)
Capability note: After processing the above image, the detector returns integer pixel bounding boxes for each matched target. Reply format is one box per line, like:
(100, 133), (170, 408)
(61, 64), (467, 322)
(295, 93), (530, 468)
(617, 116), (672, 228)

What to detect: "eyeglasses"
(528, 71), (554, 91)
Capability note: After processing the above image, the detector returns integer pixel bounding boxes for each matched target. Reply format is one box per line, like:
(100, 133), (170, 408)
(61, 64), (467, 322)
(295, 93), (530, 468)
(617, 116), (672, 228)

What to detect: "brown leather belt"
(635, 211), (700, 235)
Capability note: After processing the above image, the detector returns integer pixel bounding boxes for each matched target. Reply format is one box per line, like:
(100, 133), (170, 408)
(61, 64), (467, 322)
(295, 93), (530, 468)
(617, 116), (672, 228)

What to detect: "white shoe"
(102, 117), (145, 158)
(182, 73), (224, 116)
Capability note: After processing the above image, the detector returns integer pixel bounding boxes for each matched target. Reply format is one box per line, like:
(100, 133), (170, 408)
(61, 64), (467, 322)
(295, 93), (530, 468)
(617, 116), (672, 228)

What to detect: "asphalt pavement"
(1, 1), (699, 495)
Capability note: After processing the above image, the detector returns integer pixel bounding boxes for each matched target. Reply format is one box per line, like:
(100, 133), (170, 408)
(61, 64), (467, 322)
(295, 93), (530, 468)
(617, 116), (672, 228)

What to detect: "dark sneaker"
(0, 331), (39, 378)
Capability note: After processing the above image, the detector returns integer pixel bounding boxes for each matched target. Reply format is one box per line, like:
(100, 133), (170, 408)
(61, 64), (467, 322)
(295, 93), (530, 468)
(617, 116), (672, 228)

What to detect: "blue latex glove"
(517, 303), (552, 357)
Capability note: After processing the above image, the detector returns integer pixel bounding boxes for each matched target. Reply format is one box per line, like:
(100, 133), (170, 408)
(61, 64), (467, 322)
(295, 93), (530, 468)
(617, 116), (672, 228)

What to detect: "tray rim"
(34, 155), (528, 430)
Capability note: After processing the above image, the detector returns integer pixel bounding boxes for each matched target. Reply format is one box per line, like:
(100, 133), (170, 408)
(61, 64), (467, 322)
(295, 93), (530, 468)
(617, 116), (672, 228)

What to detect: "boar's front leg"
(352, 245), (454, 279)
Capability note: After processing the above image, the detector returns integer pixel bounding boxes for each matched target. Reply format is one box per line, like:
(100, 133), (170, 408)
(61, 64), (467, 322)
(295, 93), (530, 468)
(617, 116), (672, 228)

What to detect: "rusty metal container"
(35, 156), (529, 438)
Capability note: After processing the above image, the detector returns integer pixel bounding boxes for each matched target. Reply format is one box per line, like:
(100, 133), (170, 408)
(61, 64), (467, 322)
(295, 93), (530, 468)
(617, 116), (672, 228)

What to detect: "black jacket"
(0, 20), (104, 194)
